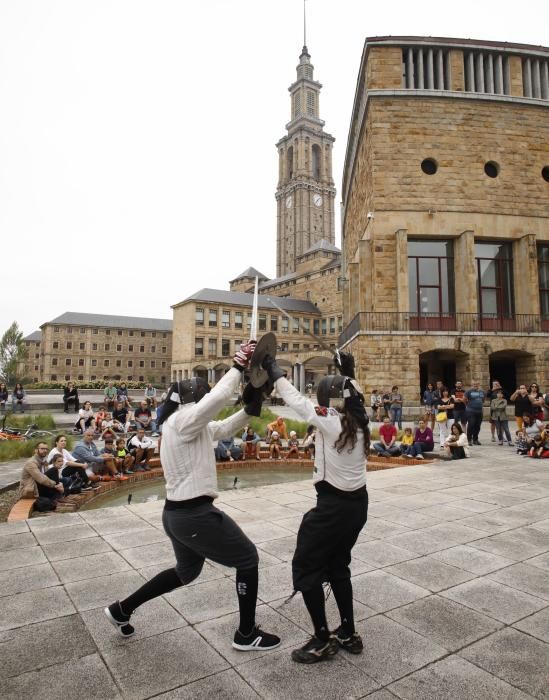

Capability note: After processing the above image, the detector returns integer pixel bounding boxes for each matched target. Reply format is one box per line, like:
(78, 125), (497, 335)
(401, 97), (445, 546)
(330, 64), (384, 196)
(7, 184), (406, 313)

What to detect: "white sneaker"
(416, 454), (424, 459)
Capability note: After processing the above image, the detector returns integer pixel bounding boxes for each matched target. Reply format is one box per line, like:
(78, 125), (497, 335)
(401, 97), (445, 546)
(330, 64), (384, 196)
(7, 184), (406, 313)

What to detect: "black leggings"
(466, 412), (483, 442)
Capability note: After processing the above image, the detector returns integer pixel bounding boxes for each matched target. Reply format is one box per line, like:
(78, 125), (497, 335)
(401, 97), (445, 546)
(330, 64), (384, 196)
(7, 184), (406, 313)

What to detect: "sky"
(1, 0), (548, 336)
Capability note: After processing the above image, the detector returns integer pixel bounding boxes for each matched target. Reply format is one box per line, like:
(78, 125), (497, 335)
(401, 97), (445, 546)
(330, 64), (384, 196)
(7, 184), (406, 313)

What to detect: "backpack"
(34, 497), (57, 512)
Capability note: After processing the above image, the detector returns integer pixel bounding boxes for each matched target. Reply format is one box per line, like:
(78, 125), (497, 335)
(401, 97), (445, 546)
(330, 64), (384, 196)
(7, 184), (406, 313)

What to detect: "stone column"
(509, 55), (523, 96)
(449, 49), (465, 91)
(513, 234), (540, 317)
(299, 363), (306, 394)
(395, 229), (408, 315)
(454, 231), (477, 318)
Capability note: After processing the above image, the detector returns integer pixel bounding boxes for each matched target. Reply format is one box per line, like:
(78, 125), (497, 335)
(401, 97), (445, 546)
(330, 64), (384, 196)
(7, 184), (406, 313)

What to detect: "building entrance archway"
(419, 349), (468, 396)
(192, 365), (208, 382)
(489, 350), (536, 398)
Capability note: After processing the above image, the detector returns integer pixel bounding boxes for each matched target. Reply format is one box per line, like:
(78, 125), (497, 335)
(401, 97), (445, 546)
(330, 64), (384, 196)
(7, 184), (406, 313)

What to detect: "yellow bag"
(436, 411), (447, 422)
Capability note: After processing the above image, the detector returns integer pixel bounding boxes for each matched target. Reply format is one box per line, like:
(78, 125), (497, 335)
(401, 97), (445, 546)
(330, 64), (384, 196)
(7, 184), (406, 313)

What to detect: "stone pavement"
(1, 441), (549, 699)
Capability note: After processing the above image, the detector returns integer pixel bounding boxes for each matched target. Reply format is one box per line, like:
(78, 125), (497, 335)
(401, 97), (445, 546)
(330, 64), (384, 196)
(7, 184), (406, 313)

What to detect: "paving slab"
(0, 531), (37, 551)
(52, 550), (131, 583)
(166, 577), (240, 623)
(487, 562), (549, 601)
(513, 607), (549, 643)
(119, 540), (176, 568)
(430, 544), (515, 574)
(0, 586), (76, 631)
(0, 561), (60, 597)
(0, 521), (29, 535)
(0, 545), (46, 571)
(33, 522), (97, 545)
(152, 668), (261, 699)
(351, 569), (431, 612)
(270, 591), (376, 632)
(102, 525), (168, 550)
(385, 555), (476, 592)
(41, 535), (113, 561)
(353, 540), (420, 567)
(64, 569), (146, 612)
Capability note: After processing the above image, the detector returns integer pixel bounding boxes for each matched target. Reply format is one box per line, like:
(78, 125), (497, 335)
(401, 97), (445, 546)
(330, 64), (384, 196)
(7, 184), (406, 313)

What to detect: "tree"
(0, 322), (27, 386)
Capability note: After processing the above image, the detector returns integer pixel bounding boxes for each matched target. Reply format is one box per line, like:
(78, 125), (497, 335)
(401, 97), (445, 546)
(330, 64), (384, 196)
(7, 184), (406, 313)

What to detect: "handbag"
(436, 411), (447, 422)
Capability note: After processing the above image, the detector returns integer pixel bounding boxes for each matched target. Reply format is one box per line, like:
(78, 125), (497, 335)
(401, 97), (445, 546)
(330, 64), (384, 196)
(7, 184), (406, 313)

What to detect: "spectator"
(528, 383), (545, 421)
(444, 423), (469, 460)
(42, 453), (71, 499)
(117, 382), (132, 408)
(422, 382), (438, 430)
(402, 420), (434, 459)
(510, 384), (535, 431)
(104, 381), (118, 410)
(115, 438), (135, 474)
(302, 425), (316, 458)
(522, 413), (544, 446)
(144, 383), (158, 409)
(451, 380), (467, 429)
(0, 382), (8, 412)
(486, 380), (504, 442)
(241, 426), (261, 460)
(75, 401), (96, 434)
(389, 386), (403, 430)
(128, 428), (155, 470)
(399, 426), (414, 454)
(269, 431), (282, 459)
(490, 390), (513, 446)
(373, 416), (400, 457)
(528, 430), (549, 458)
(12, 383), (26, 413)
(63, 382), (80, 413)
(72, 429), (118, 481)
(113, 400), (132, 433)
(370, 389), (382, 422)
(133, 400), (158, 435)
(94, 406), (108, 433)
(464, 379), (485, 446)
(215, 436), (242, 462)
(101, 412), (125, 438)
(436, 389), (454, 449)
(267, 416), (288, 440)
(100, 438), (128, 479)
(48, 434), (99, 488)
(381, 388), (392, 418)
(18, 442), (64, 505)
(286, 430), (300, 460)
(544, 387), (549, 421)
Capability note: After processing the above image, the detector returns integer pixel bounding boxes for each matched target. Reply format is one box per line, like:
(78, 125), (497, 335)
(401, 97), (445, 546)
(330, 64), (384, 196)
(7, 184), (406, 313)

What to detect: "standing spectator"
(451, 380), (467, 429)
(144, 383), (158, 408)
(48, 434), (99, 488)
(373, 416), (400, 457)
(422, 383), (438, 430)
(370, 389), (382, 422)
(215, 436), (242, 462)
(134, 400), (158, 435)
(104, 381), (118, 410)
(18, 442), (64, 503)
(63, 382), (80, 413)
(286, 430), (300, 459)
(402, 420), (434, 459)
(12, 383), (26, 413)
(486, 380), (504, 442)
(113, 400), (132, 433)
(75, 401), (96, 434)
(510, 384), (535, 432)
(0, 382), (8, 412)
(436, 389), (454, 448)
(490, 390), (513, 446)
(443, 423), (469, 460)
(528, 383), (545, 421)
(128, 428), (155, 470)
(242, 426), (261, 460)
(269, 431), (282, 459)
(117, 382), (132, 408)
(464, 379), (485, 446)
(389, 385), (403, 430)
(267, 416), (288, 440)
(381, 387), (392, 418)
(72, 429), (118, 480)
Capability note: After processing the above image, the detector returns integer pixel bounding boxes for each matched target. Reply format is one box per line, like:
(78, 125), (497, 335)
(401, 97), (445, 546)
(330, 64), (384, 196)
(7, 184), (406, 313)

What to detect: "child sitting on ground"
(115, 437), (135, 474)
(286, 430), (299, 460)
(400, 426), (414, 454)
(515, 430), (528, 455)
(269, 431), (282, 460)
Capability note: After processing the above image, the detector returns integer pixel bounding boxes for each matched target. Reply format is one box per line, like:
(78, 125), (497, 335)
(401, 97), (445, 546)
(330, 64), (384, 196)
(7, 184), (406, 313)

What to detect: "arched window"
(287, 146), (294, 180)
(312, 144), (321, 180)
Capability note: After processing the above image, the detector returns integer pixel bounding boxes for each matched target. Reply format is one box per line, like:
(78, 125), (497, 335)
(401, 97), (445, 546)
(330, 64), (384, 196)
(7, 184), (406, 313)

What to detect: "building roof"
(229, 266), (269, 283)
(366, 36), (549, 54)
(175, 288), (320, 314)
(24, 331), (42, 342)
(298, 239), (341, 257)
(259, 271), (297, 289)
(42, 312), (172, 332)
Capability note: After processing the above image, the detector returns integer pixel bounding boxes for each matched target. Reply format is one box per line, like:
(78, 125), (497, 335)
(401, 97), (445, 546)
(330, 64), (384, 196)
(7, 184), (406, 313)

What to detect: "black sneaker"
(232, 625), (280, 651)
(291, 635), (339, 664)
(81, 484), (94, 492)
(104, 602), (135, 638)
(473, 440), (481, 446)
(332, 626), (364, 654)
(468, 441), (473, 447)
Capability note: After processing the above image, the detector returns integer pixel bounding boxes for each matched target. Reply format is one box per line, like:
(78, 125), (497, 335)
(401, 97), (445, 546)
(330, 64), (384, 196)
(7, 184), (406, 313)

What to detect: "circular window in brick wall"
(484, 161), (500, 178)
(542, 166), (549, 182)
(421, 158), (437, 175)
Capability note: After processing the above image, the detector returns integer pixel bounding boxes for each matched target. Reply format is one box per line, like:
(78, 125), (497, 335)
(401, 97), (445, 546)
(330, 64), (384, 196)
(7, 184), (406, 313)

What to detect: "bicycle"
(0, 416), (56, 442)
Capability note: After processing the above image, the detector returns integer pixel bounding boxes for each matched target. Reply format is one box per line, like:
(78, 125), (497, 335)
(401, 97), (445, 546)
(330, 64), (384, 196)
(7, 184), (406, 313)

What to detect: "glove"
(242, 382), (264, 417)
(262, 354), (286, 382)
(233, 340), (257, 371)
(335, 351), (355, 379)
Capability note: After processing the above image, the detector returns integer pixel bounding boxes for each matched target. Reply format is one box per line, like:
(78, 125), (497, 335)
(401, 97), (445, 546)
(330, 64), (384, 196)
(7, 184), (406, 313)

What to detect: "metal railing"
(339, 312), (549, 346)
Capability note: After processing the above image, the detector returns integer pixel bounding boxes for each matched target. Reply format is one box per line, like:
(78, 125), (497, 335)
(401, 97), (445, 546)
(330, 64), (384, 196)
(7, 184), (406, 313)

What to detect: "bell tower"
(275, 42), (336, 276)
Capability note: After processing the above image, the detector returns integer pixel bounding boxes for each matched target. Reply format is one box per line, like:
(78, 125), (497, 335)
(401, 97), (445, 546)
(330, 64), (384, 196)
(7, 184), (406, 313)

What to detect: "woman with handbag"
(436, 390), (454, 449)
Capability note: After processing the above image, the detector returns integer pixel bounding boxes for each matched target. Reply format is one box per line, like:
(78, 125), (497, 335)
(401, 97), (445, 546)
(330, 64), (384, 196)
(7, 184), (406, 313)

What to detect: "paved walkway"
(1, 438), (548, 699)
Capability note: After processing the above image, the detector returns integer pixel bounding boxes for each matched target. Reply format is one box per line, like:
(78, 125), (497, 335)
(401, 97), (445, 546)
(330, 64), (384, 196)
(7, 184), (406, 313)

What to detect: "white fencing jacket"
(160, 368), (248, 501)
(276, 377), (367, 492)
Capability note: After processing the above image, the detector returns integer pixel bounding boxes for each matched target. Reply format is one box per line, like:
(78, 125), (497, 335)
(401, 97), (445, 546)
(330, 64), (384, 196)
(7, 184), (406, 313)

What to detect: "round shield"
(249, 332), (278, 388)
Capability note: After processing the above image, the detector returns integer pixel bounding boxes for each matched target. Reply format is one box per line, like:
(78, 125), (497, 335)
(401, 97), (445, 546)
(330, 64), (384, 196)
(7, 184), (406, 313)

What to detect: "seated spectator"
(373, 416), (400, 457)
(18, 442), (65, 507)
(399, 426), (414, 454)
(528, 430), (549, 458)
(241, 426), (261, 460)
(269, 431), (282, 459)
(104, 381), (118, 410)
(267, 416), (288, 440)
(115, 437), (135, 474)
(48, 434), (99, 489)
(63, 382), (80, 413)
(402, 420), (434, 459)
(286, 430), (300, 460)
(75, 401), (96, 434)
(522, 412), (544, 448)
(302, 425), (316, 458)
(133, 400), (158, 435)
(72, 429), (118, 481)
(215, 436), (242, 462)
(144, 383), (158, 408)
(94, 406), (108, 433)
(12, 383), (26, 413)
(101, 412), (124, 438)
(113, 401), (132, 433)
(101, 438), (128, 479)
(0, 382), (9, 412)
(42, 453), (71, 499)
(443, 423), (469, 460)
(127, 428), (155, 470)
(117, 382), (132, 408)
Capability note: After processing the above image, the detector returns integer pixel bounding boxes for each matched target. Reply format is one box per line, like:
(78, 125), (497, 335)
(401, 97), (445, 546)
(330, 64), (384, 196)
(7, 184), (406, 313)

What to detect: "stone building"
(19, 331), (42, 383)
(340, 36), (549, 399)
(37, 312), (172, 385)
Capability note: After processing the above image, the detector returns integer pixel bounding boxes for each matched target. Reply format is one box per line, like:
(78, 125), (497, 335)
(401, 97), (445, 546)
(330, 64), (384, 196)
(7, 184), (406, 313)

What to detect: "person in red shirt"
(373, 416), (400, 456)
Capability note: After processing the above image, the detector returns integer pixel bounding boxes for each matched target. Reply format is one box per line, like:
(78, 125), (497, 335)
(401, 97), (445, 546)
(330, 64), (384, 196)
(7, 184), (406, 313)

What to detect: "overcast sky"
(1, 0), (548, 336)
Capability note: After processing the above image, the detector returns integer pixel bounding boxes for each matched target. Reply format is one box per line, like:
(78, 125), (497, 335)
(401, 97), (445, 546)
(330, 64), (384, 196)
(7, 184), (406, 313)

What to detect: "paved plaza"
(1, 437), (548, 699)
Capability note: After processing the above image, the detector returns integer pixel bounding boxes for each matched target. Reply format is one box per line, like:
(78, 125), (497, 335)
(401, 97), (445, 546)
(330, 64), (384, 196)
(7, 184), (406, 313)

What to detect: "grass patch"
(2, 414), (56, 430)
(216, 406), (309, 438)
(0, 417), (74, 463)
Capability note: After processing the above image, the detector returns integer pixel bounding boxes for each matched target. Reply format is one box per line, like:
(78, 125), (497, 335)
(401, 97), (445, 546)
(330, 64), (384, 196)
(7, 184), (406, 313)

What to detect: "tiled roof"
(42, 312), (172, 331)
(299, 239), (341, 256)
(229, 266), (269, 283)
(259, 271), (297, 289)
(24, 330), (42, 342)
(175, 288), (320, 314)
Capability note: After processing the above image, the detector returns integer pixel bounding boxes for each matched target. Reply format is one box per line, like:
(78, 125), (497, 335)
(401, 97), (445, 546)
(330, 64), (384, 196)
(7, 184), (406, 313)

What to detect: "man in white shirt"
(127, 428), (155, 471)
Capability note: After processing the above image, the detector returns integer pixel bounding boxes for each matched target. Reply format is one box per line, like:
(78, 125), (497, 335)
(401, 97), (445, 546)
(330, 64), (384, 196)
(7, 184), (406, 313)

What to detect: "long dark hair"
(334, 406), (370, 457)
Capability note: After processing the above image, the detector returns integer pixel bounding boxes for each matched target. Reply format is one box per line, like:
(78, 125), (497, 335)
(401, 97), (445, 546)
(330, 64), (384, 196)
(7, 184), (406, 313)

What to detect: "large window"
(235, 312), (243, 330)
(195, 338), (204, 356)
(208, 309), (217, 327)
(208, 338), (217, 356)
(539, 245), (549, 322)
(408, 240), (455, 327)
(475, 242), (514, 319)
(195, 308), (204, 326)
(222, 310), (230, 328)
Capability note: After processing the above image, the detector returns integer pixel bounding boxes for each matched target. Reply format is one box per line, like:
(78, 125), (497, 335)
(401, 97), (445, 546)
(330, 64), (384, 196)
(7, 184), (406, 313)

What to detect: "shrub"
(0, 432), (74, 463)
(3, 414), (56, 430)
(215, 406), (308, 439)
